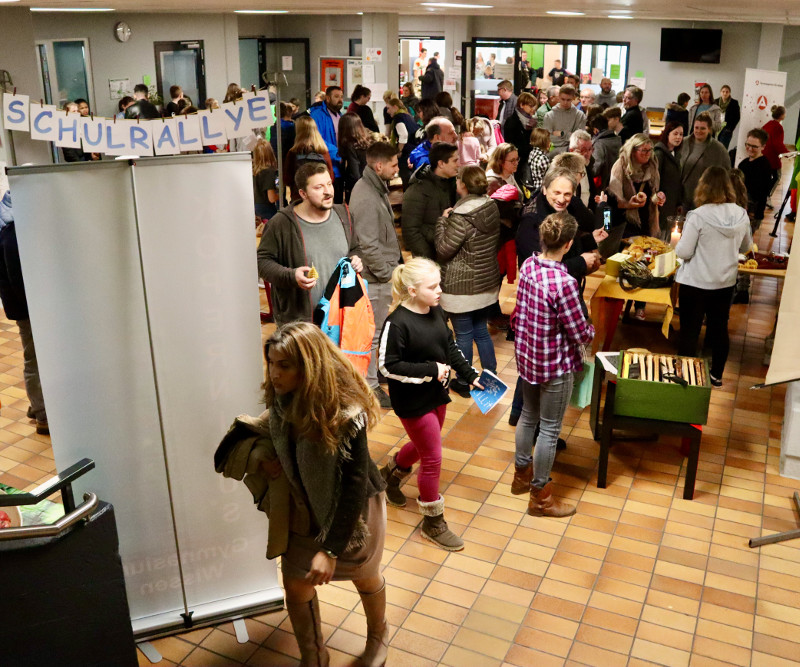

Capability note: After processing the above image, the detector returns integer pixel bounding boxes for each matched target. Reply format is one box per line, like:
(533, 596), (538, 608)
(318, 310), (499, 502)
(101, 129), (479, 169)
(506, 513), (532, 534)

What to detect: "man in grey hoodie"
(543, 84), (586, 154)
(349, 142), (403, 408)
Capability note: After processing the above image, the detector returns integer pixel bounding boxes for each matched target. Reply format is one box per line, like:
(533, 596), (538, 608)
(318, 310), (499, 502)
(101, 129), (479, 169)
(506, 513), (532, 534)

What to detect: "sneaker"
(450, 380), (471, 399)
(634, 308), (646, 321)
(709, 375), (723, 387)
(373, 386), (393, 410)
(36, 419), (50, 436)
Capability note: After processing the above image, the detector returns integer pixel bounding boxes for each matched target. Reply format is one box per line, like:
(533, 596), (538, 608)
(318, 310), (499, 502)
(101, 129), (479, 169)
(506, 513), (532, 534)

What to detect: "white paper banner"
(177, 114), (203, 151)
(197, 110), (228, 147)
(3, 93), (30, 132)
(129, 120), (154, 157)
(53, 112), (83, 149)
(105, 119), (133, 156)
(221, 102), (252, 139)
(82, 117), (109, 154)
(735, 68), (787, 169)
(30, 104), (57, 142)
(153, 118), (180, 156)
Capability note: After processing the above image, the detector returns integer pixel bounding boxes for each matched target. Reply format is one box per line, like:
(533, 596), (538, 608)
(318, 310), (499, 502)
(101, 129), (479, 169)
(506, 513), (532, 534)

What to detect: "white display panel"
(8, 155), (281, 637)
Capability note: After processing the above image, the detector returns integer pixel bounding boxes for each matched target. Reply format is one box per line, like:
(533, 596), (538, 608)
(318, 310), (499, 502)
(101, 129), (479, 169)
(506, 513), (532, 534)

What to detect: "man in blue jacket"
(309, 86), (345, 202)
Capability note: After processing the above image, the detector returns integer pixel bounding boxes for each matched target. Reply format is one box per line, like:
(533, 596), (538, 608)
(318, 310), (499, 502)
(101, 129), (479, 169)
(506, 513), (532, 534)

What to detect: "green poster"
(610, 65), (620, 79)
(635, 70), (644, 78)
(143, 74), (151, 86)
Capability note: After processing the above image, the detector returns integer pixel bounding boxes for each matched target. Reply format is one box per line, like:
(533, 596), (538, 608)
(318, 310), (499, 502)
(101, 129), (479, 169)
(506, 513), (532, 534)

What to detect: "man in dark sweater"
(738, 128), (773, 225)
(124, 83), (161, 120)
(619, 85), (645, 142)
(347, 85), (379, 133)
(401, 142), (458, 259)
(257, 162), (362, 325)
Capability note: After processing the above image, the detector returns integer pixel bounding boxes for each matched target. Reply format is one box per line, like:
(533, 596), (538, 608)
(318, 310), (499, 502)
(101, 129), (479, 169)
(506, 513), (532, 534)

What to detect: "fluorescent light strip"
(608, 14), (633, 18)
(0, 1), (22, 4)
(420, 3), (494, 8)
(30, 6), (115, 10)
(546, 10), (585, 15)
(234, 9), (288, 12)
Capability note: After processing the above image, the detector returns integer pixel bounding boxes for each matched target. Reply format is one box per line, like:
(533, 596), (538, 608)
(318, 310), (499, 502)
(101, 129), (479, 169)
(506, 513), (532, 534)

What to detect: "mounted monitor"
(660, 28), (722, 64)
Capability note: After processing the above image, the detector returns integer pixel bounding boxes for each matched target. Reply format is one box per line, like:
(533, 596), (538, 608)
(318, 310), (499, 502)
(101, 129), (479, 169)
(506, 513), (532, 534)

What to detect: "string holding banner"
(1, 90), (274, 157)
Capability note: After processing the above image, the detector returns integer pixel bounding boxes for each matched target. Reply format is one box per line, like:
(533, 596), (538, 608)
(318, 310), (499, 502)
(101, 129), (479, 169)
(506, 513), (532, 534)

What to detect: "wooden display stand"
(590, 356), (702, 500)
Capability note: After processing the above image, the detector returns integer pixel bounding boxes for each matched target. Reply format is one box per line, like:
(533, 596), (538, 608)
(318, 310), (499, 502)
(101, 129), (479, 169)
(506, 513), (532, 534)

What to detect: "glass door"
(261, 39), (310, 109)
(35, 38), (93, 109)
(467, 40), (518, 118)
(154, 41), (206, 109)
(400, 37), (447, 98)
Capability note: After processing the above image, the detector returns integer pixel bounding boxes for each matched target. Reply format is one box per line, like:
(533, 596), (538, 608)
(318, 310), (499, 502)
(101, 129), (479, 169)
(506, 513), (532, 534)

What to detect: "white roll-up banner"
(8, 154), (282, 638)
(735, 68), (787, 169)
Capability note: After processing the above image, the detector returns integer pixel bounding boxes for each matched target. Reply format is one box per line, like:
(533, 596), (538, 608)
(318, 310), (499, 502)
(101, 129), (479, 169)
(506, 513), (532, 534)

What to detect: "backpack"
(313, 257), (375, 376)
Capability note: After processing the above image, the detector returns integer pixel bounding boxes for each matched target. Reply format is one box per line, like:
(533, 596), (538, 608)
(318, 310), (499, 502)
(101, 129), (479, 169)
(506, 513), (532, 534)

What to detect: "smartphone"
(603, 207), (612, 231)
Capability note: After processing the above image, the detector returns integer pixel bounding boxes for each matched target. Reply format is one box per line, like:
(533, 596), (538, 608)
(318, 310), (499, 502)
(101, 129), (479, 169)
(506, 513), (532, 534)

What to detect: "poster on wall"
(347, 58), (363, 88)
(735, 68), (787, 169)
(320, 58), (345, 91)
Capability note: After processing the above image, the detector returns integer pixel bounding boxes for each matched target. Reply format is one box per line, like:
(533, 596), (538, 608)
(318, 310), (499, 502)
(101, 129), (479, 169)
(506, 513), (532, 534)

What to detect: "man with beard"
(257, 162), (363, 326)
(619, 85), (645, 142)
(596, 78), (616, 108)
(309, 86), (346, 202)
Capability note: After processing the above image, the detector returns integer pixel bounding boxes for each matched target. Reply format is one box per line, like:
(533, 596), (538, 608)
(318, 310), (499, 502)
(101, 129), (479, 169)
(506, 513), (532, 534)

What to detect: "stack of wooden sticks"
(619, 351), (706, 386)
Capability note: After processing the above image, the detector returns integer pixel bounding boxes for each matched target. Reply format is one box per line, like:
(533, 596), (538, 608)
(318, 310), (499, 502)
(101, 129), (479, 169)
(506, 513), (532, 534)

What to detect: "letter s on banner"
(3, 93), (30, 132)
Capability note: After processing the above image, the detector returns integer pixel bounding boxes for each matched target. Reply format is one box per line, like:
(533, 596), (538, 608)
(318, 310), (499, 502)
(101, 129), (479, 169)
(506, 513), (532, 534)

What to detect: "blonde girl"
(377, 258), (482, 551)
(284, 115), (335, 202)
(262, 322), (388, 667)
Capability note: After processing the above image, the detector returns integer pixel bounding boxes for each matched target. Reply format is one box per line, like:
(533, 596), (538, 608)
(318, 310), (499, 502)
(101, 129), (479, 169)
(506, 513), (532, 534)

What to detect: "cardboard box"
(605, 252), (629, 277)
(614, 352), (711, 425)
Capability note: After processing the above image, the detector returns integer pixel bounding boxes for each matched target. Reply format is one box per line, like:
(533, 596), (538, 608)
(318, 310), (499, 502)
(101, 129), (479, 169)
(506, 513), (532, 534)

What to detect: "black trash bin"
(0, 459), (138, 667)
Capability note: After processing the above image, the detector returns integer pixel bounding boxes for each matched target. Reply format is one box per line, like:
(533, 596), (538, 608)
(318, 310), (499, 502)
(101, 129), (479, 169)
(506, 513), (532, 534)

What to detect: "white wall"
(471, 17), (761, 110)
(779, 26), (800, 145)
(31, 12), (241, 117)
(0, 7), (53, 165)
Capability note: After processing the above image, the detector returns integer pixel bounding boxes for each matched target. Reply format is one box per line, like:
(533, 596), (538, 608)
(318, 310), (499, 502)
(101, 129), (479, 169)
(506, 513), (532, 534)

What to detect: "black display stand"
(0, 459), (137, 667)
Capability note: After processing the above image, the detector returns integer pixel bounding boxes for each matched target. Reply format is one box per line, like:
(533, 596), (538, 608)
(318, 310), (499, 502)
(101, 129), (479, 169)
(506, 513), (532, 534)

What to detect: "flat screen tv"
(660, 28), (722, 64)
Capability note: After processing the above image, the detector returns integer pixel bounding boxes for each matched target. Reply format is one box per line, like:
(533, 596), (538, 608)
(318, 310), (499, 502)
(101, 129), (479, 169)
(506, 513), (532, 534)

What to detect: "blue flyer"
(470, 369), (508, 414)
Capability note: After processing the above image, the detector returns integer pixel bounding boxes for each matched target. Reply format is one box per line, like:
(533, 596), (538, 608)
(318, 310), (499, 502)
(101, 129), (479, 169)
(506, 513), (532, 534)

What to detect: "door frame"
(259, 38), (311, 108)
(34, 37), (95, 110)
(154, 40), (206, 108)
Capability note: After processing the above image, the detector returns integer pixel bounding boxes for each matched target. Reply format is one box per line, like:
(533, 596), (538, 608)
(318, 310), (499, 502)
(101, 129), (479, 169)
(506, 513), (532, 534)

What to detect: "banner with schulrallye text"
(2, 90), (274, 156)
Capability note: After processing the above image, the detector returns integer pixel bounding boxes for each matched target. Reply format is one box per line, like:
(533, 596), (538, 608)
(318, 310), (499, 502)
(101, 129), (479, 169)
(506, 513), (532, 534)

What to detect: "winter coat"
(0, 192), (28, 321)
(503, 111), (534, 180)
(420, 61), (444, 100)
(591, 130), (623, 190)
(409, 140), (431, 171)
(349, 166), (402, 284)
(664, 104), (689, 136)
(680, 136), (730, 209)
(762, 119), (785, 171)
(340, 143), (367, 195)
(715, 97), (740, 133)
(688, 103), (723, 135)
(214, 405), (385, 559)
(256, 202), (360, 325)
(608, 155), (661, 235)
(308, 101), (342, 176)
(619, 105), (644, 142)
(401, 164), (454, 259)
(347, 101), (379, 133)
(435, 195), (502, 300)
(675, 203), (752, 290)
(654, 142), (683, 228)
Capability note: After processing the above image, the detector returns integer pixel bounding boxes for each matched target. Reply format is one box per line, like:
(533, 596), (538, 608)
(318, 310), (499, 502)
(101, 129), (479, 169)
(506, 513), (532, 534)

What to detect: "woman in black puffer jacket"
(435, 165), (502, 397)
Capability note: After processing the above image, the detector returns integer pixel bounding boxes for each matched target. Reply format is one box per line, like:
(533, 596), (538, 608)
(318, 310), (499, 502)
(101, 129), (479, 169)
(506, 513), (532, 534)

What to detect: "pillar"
(361, 13), (399, 119)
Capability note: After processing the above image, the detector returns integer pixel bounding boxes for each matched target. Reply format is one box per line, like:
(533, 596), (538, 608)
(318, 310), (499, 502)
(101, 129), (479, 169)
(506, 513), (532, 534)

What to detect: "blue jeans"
(514, 373), (574, 488)
(449, 308), (497, 373)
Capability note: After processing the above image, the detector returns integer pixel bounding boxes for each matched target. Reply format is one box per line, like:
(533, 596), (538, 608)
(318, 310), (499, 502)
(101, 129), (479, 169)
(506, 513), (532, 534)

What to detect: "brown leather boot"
(528, 482), (576, 518)
(379, 455), (412, 507)
(286, 593), (330, 667)
(510, 463), (532, 495)
(358, 580), (390, 667)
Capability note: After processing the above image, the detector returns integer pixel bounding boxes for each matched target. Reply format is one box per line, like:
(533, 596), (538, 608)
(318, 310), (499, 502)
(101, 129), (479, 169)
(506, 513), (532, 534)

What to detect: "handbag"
(570, 347), (595, 410)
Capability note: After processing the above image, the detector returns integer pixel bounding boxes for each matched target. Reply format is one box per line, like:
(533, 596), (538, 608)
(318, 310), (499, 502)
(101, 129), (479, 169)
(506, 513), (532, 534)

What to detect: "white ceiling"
(11, 0), (800, 23)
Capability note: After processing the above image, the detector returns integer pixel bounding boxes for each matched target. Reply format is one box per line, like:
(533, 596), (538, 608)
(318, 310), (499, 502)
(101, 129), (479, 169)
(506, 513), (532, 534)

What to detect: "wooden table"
(589, 275), (677, 353)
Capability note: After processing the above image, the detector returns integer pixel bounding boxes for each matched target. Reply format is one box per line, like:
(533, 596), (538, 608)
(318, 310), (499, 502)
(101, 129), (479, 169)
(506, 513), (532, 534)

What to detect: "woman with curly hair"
(226, 322), (389, 667)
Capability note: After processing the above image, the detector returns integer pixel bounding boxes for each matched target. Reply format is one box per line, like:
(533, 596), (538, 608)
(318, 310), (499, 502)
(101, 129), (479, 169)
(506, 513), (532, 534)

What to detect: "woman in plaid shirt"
(512, 212), (594, 517)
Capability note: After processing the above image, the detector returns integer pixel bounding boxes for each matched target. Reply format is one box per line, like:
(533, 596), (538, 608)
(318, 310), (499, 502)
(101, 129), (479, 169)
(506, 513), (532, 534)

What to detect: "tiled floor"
(3, 178), (800, 667)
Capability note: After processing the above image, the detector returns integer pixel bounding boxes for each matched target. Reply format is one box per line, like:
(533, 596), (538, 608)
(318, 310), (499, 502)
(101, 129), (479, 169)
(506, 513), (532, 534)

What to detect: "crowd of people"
(149, 69), (781, 667)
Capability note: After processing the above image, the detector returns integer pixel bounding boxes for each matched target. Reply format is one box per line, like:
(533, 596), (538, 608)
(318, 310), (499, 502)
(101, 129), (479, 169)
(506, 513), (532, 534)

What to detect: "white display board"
(735, 68), (787, 170)
(8, 154), (281, 637)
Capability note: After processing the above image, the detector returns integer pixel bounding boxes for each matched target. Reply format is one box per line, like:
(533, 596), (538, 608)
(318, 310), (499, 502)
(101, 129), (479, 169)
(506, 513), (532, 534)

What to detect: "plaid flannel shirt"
(525, 147), (550, 193)
(514, 254), (594, 385)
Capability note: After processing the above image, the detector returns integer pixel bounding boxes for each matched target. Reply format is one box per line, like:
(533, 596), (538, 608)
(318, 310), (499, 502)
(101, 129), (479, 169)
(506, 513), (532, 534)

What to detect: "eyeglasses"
(636, 148), (653, 154)
(744, 143), (761, 149)
(505, 157), (520, 164)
